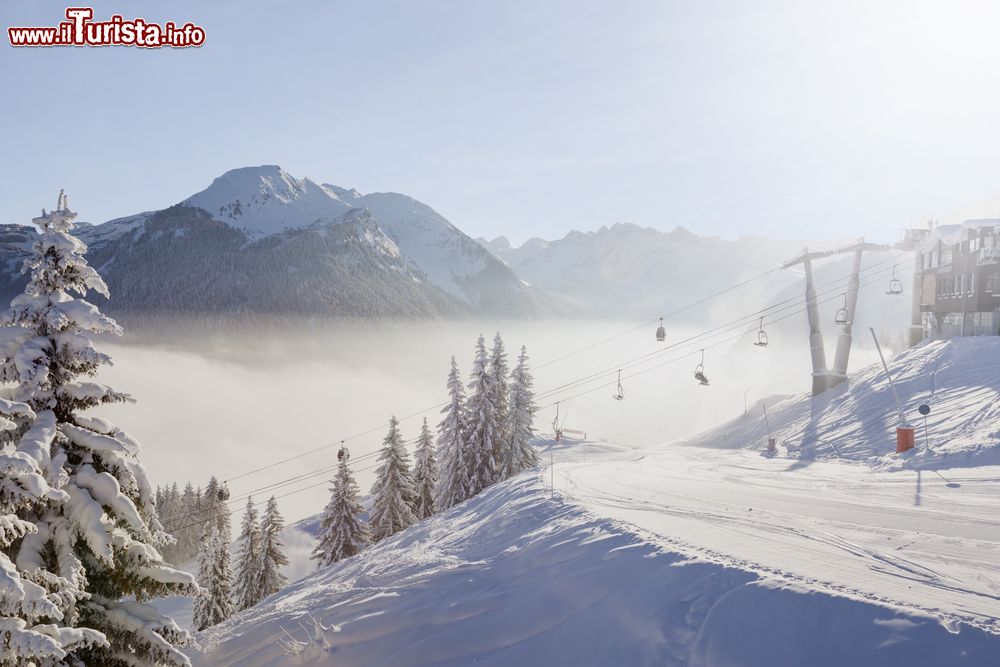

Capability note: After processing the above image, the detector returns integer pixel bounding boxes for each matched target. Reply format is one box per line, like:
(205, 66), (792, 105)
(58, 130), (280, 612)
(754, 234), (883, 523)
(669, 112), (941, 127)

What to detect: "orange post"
(767, 438), (776, 454)
(896, 427), (915, 453)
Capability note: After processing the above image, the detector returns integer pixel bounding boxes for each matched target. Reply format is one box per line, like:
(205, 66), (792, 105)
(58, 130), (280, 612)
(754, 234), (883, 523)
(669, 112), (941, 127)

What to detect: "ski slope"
(689, 337), (1000, 470)
(187, 338), (1000, 666)
(189, 463), (999, 667)
(554, 444), (1000, 635)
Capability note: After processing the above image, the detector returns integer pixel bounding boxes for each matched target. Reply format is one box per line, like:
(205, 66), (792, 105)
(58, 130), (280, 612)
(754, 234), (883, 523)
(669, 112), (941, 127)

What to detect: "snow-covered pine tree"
(192, 525), (233, 631)
(203, 476), (231, 538)
(368, 416), (417, 542)
(505, 345), (539, 476)
(412, 417), (437, 520)
(232, 497), (261, 611)
(256, 496), (288, 600)
(165, 482), (181, 561)
(311, 459), (370, 566)
(465, 335), (499, 495)
(436, 357), (471, 511)
(488, 333), (511, 482)
(0, 396), (108, 664)
(177, 482), (197, 561)
(0, 193), (197, 666)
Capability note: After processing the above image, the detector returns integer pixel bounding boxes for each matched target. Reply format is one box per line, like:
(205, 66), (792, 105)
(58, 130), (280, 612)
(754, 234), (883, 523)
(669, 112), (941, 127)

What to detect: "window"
(970, 273), (976, 295)
(987, 272), (1000, 293)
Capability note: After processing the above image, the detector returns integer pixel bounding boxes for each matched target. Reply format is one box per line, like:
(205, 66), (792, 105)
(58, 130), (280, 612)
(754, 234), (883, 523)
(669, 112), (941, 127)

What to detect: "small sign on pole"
(918, 404), (931, 450)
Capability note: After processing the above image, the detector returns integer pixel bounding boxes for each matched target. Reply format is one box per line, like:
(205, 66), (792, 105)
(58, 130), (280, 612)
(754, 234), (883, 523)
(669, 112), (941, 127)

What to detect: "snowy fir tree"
(193, 525), (233, 631)
(202, 476), (231, 540)
(487, 333), (511, 481)
(465, 335), (499, 495)
(436, 357), (471, 511)
(0, 193), (197, 665)
(232, 497), (261, 611)
(311, 458), (370, 566)
(502, 345), (539, 477)
(256, 496), (288, 600)
(175, 482), (198, 561)
(368, 416), (417, 543)
(154, 482), (183, 564)
(0, 396), (107, 664)
(412, 417), (438, 520)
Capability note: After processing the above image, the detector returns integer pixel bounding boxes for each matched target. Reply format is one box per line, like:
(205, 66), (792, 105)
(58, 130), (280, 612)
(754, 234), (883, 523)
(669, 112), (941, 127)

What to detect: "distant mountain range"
(0, 165), (858, 325)
(0, 166), (549, 323)
(478, 225), (818, 320)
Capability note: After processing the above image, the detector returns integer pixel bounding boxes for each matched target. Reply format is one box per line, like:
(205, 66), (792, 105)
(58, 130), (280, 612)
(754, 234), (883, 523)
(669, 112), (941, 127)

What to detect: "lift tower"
(782, 239), (889, 396)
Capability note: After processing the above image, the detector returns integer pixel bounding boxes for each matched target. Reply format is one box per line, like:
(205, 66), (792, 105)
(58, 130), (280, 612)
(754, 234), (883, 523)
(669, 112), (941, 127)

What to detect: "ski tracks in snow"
(552, 446), (1000, 635)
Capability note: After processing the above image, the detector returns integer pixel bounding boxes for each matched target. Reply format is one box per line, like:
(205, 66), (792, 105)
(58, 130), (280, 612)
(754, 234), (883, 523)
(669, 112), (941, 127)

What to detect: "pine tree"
(368, 416), (417, 542)
(503, 345), (539, 477)
(0, 193), (196, 666)
(256, 496), (288, 600)
(0, 397), (107, 663)
(165, 482), (181, 561)
(465, 335), (499, 495)
(436, 357), (471, 511)
(177, 482), (197, 561)
(193, 525), (233, 631)
(488, 333), (511, 481)
(203, 476), (231, 538)
(412, 417), (438, 520)
(232, 497), (262, 611)
(312, 459), (370, 566)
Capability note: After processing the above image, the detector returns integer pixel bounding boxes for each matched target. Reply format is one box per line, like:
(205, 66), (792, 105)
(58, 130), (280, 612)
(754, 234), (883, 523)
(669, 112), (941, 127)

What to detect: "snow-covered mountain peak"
(322, 184), (364, 203)
(183, 165), (352, 238)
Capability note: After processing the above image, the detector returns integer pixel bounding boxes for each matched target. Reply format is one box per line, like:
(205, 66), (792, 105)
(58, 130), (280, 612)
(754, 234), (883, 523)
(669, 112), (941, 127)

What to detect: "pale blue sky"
(5, 0), (1000, 243)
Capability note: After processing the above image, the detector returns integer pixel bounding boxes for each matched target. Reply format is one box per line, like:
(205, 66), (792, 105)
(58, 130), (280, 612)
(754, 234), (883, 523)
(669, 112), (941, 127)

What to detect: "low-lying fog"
(89, 312), (901, 525)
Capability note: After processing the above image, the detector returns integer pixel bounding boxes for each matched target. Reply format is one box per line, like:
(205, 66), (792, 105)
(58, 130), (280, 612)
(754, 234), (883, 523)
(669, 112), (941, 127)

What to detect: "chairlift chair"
(886, 265), (903, 296)
(655, 317), (666, 342)
(834, 294), (850, 325)
(754, 316), (769, 348)
(337, 441), (350, 463)
(612, 370), (625, 400)
(693, 349), (709, 386)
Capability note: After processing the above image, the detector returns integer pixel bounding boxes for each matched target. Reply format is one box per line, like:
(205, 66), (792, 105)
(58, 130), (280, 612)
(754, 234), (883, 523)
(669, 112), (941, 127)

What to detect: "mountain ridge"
(0, 166), (550, 322)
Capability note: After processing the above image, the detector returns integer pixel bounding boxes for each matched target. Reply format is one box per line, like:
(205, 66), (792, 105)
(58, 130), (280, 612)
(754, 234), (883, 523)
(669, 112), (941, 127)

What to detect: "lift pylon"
(782, 238), (889, 395)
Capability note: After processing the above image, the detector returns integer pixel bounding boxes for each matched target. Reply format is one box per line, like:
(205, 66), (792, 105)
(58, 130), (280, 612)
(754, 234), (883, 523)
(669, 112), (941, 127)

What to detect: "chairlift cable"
(172, 254), (912, 524)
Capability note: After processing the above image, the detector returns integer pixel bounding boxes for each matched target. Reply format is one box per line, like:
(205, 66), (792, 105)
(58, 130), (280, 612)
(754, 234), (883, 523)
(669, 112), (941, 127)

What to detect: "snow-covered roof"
(918, 218), (1000, 252)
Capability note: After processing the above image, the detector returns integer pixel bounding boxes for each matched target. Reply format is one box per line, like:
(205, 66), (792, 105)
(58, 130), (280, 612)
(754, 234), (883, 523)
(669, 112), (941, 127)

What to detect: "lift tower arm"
(782, 239), (890, 395)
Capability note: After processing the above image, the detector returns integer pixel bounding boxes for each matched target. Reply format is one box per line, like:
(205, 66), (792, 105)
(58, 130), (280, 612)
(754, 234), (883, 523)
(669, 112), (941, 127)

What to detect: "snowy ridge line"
(180, 255), (912, 526)
(161, 261), (912, 539)
(532, 257), (914, 405)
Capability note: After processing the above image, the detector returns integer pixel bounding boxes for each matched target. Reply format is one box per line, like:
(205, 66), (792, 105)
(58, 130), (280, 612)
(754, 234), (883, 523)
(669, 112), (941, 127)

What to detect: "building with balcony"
(912, 220), (1000, 342)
